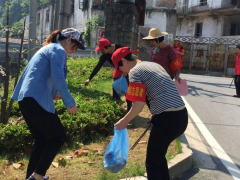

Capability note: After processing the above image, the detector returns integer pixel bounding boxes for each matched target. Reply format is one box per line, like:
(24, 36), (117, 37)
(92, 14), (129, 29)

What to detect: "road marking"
(182, 97), (240, 180)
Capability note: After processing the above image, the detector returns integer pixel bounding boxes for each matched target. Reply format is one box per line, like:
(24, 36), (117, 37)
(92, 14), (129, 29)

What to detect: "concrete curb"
(119, 133), (193, 180)
(167, 133), (193, 179)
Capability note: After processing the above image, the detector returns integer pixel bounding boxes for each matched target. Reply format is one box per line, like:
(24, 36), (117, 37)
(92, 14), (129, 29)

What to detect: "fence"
(177, 1), (236, 15)
(176, 36), (240, 76)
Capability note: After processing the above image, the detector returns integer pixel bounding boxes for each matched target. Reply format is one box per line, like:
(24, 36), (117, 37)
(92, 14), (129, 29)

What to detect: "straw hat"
(142, 28), (168, 39)
(171, 38), (182, 46)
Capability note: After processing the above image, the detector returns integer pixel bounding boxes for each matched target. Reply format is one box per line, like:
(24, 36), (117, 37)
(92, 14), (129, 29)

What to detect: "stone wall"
(104, 3), (139, 50)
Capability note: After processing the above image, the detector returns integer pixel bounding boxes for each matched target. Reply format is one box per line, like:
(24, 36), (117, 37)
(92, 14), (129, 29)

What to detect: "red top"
(173, 44), (184, 63)
(235, 53), (240, 75)
(151, 45), (180, 78)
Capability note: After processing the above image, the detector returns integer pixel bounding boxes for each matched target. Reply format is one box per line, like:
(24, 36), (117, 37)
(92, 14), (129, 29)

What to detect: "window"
(37, 13), (40, 25)
(199, 0), (207, 6)
(195, 23), (203, 37)
(46, 10), (50, 22)
(232, 0), (237, 5)
(79, 0), (88, 10)
(230, 23), (237, 35)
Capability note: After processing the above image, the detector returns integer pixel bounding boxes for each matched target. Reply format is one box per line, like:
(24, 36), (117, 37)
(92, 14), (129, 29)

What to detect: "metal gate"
(181, 43), (191, 70)
(191, 43), (208, 74)
(209, 44), (225, 72)
(176, 36), (240, 76)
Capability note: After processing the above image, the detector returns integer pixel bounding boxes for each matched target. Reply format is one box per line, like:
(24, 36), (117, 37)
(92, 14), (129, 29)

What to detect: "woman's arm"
(50, 48), (76, 108)
(177, 46), (185, 55)
(177, 51), (184, 55)
(169, 46), (181, 82)
(88, 55), (106, 80)
(114, 101), (145, 130)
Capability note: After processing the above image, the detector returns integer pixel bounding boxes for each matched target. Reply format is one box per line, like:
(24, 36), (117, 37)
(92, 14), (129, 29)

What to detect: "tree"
(0, 1), (11, 124)
(0, 0), (53, 29)
(84, 15), (103, 47)
(0, 0), (22, 27)
(0, 2), (29, 124)
(6, 16), (28, 120)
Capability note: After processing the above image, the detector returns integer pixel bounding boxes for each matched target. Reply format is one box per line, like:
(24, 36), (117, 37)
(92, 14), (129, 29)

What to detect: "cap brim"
(113, 68), (123, 78)
(76, 40), (86, 50)
(95, 46), (103, 51)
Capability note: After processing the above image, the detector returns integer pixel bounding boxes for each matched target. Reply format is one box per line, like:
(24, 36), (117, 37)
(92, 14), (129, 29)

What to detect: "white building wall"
(24, 15), (30, 40)
(144, 12), (167, 32)
(211, 0), (222, 8)
(146, 0), (154, 8)
(188, 0), (222, 8)
(24, 4), (54, 43)
(177, 0), (184, 8)
(24, 0), (104, 46)
(177, 16), (223, 37)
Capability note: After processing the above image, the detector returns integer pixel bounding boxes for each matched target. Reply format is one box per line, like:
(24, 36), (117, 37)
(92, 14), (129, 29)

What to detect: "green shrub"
(0, 57), (125, 154)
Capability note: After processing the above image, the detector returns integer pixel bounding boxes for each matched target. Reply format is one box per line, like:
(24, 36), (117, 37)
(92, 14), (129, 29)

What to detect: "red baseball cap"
(95, 39), (111, 51)
(111, 47), (138, 78)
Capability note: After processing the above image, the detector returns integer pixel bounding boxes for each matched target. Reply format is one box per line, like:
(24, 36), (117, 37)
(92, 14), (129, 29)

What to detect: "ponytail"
(43, 30), (61, 46)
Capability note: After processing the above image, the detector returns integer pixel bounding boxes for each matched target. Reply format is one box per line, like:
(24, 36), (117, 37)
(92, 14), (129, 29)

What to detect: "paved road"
(176, 74), (240, 180)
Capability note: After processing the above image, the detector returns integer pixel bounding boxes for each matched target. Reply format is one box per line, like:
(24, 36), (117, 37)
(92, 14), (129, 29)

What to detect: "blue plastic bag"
(112, 74), (128, 97)
(103, 127), (129, 173)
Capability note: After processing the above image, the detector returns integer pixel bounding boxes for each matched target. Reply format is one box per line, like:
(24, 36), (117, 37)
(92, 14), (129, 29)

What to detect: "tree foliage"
(84, 15), (103, 47)
(0, 0), (53, 27)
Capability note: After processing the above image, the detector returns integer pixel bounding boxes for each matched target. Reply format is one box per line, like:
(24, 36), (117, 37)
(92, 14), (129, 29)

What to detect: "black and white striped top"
(129, 61), (185, 115)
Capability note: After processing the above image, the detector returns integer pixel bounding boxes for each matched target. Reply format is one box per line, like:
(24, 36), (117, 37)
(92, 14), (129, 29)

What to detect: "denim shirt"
(12, 41), (75, 113)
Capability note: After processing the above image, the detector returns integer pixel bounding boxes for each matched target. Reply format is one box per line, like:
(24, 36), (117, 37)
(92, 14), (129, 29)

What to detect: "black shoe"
(27, 175), (49, 180)
(27, 176), (36, 180)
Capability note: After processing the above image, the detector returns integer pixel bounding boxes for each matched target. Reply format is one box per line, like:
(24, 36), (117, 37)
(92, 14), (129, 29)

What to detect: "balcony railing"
(177, 0), (237, 15)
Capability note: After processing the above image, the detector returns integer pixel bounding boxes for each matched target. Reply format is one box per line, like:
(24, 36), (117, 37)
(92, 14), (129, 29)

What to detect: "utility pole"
(28, 0), (37, 60)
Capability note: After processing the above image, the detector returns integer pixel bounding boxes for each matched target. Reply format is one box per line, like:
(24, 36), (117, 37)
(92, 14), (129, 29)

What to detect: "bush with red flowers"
(0, 57), (125, 153)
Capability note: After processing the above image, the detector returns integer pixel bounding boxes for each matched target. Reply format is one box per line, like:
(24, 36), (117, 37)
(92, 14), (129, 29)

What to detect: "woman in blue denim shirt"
(12, 28), (85, 180)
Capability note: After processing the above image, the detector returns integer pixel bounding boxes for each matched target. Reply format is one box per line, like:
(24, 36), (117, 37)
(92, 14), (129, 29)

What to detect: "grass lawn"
(0, 57), (182, 180)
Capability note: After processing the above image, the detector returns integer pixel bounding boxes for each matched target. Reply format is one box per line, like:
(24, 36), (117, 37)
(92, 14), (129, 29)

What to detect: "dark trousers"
(18, 97), (66, 178)
(146, 108), (188, 180)
(113, 74), (132, 112)
(234, 75), (240, 95)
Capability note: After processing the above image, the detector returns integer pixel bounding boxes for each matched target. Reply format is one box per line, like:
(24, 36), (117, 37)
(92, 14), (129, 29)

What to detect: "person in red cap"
(233, 44), (240, 97)
(112, 47), (188, 180)
(84, 39), (132, 111)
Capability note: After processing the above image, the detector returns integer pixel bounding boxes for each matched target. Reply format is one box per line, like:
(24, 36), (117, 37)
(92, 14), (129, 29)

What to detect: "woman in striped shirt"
(112, 47), (188, 180)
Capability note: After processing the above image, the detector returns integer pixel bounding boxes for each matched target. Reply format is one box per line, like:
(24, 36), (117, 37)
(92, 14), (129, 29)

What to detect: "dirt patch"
(0, 99), (179, 180)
